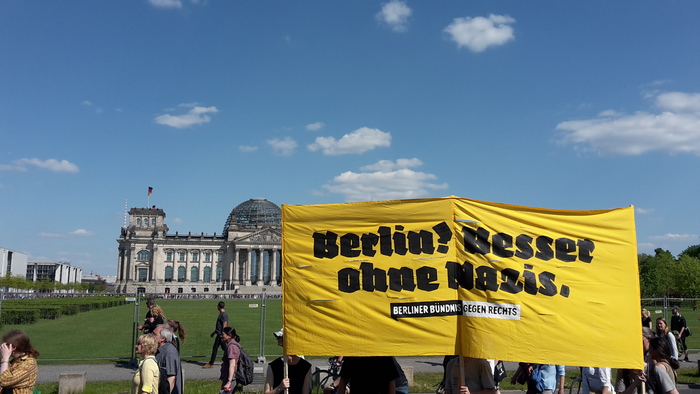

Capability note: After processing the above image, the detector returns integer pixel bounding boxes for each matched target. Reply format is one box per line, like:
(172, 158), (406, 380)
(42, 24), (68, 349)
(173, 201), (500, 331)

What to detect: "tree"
(672, 254), (700, 298)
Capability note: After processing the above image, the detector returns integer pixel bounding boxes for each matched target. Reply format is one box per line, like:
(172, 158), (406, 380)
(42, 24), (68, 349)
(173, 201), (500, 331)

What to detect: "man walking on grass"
(203, 301), (228, 368)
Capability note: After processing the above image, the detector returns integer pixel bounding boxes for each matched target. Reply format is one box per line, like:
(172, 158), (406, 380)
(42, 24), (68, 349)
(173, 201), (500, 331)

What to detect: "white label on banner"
(461, 301), (521, 320)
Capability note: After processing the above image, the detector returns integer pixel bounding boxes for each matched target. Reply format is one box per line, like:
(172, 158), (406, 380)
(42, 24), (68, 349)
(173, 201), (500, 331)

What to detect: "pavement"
(37, 357), (700, 393)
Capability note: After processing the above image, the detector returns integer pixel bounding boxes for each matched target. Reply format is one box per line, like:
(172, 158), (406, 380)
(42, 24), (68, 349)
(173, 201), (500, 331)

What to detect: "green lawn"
(7, 298), (282, 361)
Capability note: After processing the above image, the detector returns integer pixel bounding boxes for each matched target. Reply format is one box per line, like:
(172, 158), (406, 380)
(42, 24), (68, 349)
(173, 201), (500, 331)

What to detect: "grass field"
(7, 298), (282, 361)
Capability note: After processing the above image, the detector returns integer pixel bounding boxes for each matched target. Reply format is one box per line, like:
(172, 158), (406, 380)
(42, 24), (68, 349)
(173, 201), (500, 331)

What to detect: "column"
(270, 249), (277, 287)
(245, 249), (252, 286)
(257, 249), (264, 286)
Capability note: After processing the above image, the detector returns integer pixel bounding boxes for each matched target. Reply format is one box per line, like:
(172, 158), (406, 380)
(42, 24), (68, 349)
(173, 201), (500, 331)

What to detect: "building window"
(216, 266), (222, 282)
(138, 268), (148, 282)
(178, 252), (186, 262)
(165, 266), (173, 282)
(151, 218), (156, 225)
(177, 266), (186, 282)
(203, 267), (211, 282)
(204, 287), (209, 292)
(166, 252), (173, 262)
(217, 252), (223, 263)
(178, 288), (183, 293)
(204, 252), (211, 262)
(137, 251), (151, 261)
(165, 288), (170, 294)
(136, 218), (142, 226)
(190, 267), (199, 282)
(191, 288), (196, 293)
(192, 252), (199, 262)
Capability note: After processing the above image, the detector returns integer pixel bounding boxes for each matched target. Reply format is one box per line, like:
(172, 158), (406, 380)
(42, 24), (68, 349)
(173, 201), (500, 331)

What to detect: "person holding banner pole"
(264, 328), (311, 394)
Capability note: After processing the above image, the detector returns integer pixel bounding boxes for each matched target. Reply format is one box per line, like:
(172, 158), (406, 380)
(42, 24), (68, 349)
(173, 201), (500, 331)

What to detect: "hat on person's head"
(273, 328), (284, 338)
(672, 306), (680, 311)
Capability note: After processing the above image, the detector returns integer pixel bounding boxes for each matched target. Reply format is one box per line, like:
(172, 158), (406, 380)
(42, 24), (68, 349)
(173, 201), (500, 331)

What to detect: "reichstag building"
(116, 199), (282, 294)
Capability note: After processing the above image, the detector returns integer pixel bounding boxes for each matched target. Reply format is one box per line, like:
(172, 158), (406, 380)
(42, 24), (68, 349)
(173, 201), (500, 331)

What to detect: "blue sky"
(1, 1), (699, 277)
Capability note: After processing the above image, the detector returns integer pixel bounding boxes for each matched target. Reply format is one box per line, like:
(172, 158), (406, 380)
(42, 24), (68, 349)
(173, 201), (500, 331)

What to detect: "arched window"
(151, 218), (156, 225)
(177, 266), (186, 282)
(203, 267), (211, 282)
(136, 218), (142, 226)
(137, 250), (151, 261)
(190, 267), (199, 282)
(165, 266), (173, 282)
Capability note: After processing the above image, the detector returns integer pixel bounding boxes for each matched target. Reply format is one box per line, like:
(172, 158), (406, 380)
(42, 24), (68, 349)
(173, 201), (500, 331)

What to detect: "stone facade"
(115, 200), (282, 294)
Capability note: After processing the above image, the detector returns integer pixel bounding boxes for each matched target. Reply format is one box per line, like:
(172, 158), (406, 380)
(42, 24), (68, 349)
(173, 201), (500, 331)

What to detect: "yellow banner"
(282, 197), (642, 369)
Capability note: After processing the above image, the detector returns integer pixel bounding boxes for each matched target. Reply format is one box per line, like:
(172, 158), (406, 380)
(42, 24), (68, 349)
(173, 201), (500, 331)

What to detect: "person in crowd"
(444, 356), (499, 394)
(153, 325), (182, 394)
(650, 336), (680, 380)
(0, 329), (39, 394)
(150, 305), (166, 328)
(530, 364), (566, 394)
(338, 356), (400, 394)
(392, 357), (409, 394)
(642, 309), (653, 329)
(220, 326), (241, 393)
(655, 317), (679, 360)
(138, 299), (157, 333)
(581, 367), (613, 394)
(166, 320), (187, 353)
(616, 327), (655, 394)
(264, 328), (311, 394)
(670, 306), (689, 362)
(132, 334), (159, 394)
(203, 301), (229, 368)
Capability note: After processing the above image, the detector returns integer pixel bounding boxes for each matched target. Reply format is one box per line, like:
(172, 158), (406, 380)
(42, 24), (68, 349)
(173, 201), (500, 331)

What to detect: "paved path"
(37, 357), (699, 393)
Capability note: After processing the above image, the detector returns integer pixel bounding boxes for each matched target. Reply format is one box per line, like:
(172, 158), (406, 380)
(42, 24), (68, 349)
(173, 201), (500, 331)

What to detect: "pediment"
(235, 228), (281, 247)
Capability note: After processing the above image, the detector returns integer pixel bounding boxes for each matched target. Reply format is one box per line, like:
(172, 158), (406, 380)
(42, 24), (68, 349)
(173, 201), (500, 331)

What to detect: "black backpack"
(232, 342), (254, 385)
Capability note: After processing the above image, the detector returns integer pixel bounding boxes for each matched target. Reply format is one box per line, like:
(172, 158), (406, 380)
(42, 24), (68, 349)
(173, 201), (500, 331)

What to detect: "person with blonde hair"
(0, 329), (39, 394)
(642, 309), (652, 329)
(133, 334), (160, 394)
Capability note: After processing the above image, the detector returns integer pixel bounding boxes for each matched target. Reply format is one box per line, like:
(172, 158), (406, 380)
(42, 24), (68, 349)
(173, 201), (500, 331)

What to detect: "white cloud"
(307, 127), (391, 155)
(148, 0), (182, 9)
(170, 218), (184, 224)
(376, 0), (412, 33)
(322, 159), (447, 202)
(70, 229), (94, 236)
(267, 137), (298, 156)
(82, 100), (93, 106)
(444, 14), (515, 52)
(649, 233), (698, 242)
(238, 145), (259, 152)
(306, 122), (325, 131)
(154, 105), (219, 129)
(556, 91), (700, 156)
(361, 158), (422, 172)
(635, 207), (654, 215)
(0, 158), (79, 173)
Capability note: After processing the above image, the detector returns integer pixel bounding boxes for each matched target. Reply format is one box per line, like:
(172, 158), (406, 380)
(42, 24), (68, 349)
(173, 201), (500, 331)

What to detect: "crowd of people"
(0, 301), (694, 394)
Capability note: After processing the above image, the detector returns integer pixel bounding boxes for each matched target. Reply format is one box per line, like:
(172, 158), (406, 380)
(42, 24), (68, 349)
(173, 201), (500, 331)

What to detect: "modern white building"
(0, 247), (28, 278)
(26, 261), (82, 285)
(115, 199), (282, 294)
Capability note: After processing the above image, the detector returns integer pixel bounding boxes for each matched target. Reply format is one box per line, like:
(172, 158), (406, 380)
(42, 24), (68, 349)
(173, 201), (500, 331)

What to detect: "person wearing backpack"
(220, 327), (241, 393)
(264, 328), (311, 394)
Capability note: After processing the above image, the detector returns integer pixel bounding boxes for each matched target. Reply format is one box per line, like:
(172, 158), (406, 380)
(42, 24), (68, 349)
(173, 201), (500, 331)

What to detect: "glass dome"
(223, 198), (281, 232)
